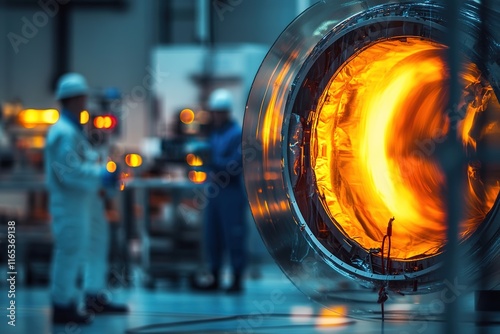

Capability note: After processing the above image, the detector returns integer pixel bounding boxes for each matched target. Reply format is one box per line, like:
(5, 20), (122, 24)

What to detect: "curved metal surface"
(243, 0), (500, 311)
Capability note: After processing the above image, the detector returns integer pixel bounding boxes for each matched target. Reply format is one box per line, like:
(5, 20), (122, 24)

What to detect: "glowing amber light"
(104, 116), (112, 128)
(180, 108), (195, 124)
(125, 154), (142, 167)
(186, 153), (203, 167)
(32, 136), (45, 149)
(315, 307), (348, 328)
(188, 171), (207, 184)
(94, 115), (117, 129)
(23, 110), (38, 124)
(311, 38), (500, 259)
(94, 116), (104, 128)
(19, 109), (59, 127)
(106, 161), (117, 173)
(80, 110), (90, 124)
(41, 109), (59, 124)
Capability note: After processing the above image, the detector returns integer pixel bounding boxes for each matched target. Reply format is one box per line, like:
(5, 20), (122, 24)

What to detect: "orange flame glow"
(186, 153), (203, 167)
(189, 170), (207, 184)
(312, 38), (500, 259)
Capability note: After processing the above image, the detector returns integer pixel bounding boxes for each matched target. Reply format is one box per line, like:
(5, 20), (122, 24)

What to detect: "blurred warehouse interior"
(0, 0), (316, 288)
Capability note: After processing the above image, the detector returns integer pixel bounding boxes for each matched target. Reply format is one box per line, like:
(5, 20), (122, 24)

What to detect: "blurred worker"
(83, 127), (129, 318)
(196, 89), (247, 293)
(45, 73), (127, 325)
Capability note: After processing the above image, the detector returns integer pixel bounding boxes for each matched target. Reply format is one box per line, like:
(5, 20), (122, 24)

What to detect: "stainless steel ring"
(243, 0), (500, 310)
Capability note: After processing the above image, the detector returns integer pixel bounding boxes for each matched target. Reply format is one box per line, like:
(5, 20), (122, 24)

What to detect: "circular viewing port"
(243, 0), (500, 302)
(311, 37), (500, 260)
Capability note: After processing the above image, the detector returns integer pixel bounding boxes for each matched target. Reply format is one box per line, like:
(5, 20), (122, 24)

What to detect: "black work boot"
(226, 273), (243, 293)
(85, 294), (129, 315)
(52, 302), (91, 325)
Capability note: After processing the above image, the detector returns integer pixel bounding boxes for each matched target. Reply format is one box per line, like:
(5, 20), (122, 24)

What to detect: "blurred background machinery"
(0, 0), (275, 289)
(0, 89), (124, 285)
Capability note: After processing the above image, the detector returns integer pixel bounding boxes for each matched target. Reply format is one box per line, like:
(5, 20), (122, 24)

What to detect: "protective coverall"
(205, 120), (247, 277)
(45, 110), (106, 305)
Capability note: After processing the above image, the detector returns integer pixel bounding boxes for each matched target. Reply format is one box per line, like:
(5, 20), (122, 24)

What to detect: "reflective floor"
(1, 264), (499, 334)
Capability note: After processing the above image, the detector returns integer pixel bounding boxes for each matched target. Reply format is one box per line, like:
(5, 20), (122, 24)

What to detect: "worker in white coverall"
(45, 73), (127, 325)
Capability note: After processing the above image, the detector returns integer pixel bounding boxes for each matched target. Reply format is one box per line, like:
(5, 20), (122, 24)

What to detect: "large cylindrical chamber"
(243, 0), (500, 311)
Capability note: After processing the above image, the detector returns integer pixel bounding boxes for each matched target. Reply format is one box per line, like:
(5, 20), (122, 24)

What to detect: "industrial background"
(0, 0), (499, 333)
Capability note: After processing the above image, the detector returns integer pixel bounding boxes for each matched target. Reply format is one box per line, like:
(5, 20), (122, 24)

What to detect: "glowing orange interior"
(312, 38), (500, 259)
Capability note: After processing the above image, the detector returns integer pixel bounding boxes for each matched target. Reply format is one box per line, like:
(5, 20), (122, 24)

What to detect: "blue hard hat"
(208, 89), (233, 112)
(55, 73), (89, 100)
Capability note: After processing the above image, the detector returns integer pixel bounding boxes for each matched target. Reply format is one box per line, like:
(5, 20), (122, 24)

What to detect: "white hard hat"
(208, 89), (233, 112)
(55, 73), (89, 100)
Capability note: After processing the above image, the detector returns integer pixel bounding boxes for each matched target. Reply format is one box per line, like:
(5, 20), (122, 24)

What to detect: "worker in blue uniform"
(45, 73), (127, 324)
(200, 88), (247, 293)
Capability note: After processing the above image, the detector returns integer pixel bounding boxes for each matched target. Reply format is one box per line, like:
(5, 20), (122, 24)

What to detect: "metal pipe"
(196, 0), (209, 45)
(443, 0), (465, 332)
(477, 0), (493, 330)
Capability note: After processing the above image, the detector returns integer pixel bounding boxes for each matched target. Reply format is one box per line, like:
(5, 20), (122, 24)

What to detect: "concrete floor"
(1, 264), (499, 334)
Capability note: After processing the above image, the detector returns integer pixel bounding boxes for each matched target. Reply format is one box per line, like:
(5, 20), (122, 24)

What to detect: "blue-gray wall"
(0, 0), (315, 145)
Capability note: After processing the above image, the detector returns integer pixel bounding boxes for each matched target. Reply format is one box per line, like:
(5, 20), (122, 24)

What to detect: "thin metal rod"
(443, 0), (465, 333)
(477, 0), (492, 330)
